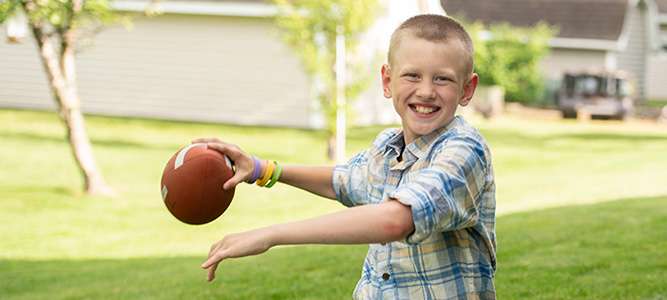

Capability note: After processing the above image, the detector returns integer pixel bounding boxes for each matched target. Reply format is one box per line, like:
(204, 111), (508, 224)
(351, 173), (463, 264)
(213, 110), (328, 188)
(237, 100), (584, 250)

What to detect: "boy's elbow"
(381, 200), (415, 241)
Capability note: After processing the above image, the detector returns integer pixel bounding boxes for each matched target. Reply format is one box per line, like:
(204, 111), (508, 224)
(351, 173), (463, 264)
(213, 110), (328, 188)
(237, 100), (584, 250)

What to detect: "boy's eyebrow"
(398, 64), (459, 78)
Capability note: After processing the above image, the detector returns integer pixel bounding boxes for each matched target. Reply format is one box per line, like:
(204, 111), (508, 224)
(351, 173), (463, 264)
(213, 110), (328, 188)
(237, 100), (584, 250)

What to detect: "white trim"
(417, 0), (447, 15)
(660, 13), (667, 24)
(175, 143), (202, 169)
(111, 0), (277, 17)
(161, 185), (168, 201)
(644, 0), (663, 51)
(549, 37), (619, 51)
(616, 0), (642, 51)
(224, 155), (233, 170)
(605, 51), (618, 69)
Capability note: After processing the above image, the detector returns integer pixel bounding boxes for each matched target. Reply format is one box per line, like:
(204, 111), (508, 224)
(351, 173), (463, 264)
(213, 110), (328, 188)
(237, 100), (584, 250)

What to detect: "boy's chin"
(413, 116), (453, 129)
(405, 124), (441, 138)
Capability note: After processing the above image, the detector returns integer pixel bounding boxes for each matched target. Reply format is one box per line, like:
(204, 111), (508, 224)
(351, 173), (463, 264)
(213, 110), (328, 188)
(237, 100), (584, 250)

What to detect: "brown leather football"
(161, 143), (235, 225)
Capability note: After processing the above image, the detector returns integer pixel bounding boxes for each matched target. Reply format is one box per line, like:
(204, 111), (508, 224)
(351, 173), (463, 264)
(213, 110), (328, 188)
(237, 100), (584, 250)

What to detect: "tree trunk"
(31, 24), (115, 195)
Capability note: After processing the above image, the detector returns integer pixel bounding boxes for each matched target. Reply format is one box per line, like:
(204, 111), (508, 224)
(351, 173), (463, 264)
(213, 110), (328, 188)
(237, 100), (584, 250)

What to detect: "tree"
(0, 0), (154, 195)
(465, 20), (558, 104)
(272, 0), (381, 160)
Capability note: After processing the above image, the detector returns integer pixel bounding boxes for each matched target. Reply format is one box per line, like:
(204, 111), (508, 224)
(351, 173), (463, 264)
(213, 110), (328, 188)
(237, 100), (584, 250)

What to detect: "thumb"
(223, 174), (244, 190)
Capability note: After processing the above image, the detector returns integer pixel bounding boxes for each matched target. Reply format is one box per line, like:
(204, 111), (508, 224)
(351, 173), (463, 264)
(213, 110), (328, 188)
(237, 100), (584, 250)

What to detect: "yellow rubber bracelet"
(256, 160), (274, 187)
(265, 161), (282, 188)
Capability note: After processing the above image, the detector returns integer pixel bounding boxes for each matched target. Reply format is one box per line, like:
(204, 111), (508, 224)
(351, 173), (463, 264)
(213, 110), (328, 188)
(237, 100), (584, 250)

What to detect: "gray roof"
(441, 0), (629, 41)
(655, 0), (667, 13)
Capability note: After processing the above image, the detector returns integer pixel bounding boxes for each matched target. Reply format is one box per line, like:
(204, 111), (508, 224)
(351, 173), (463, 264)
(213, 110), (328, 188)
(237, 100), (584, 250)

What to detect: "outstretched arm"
(279, 165), (336, 199)
(192, 138), (336, 199)
(201, 199), (414, 281)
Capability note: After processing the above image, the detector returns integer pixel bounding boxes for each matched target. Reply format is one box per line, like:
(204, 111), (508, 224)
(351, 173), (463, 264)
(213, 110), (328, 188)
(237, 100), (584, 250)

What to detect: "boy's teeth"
(414, 106), (435, 114)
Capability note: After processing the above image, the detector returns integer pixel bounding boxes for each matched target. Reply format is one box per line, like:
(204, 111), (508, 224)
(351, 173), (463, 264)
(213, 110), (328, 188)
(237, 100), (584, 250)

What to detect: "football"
(160, 143), (235, 225)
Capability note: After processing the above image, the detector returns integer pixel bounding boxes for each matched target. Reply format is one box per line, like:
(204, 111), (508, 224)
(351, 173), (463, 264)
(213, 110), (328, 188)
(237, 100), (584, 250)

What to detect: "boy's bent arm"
(202, 199), (414, 281)
(270, 198), (414, 245)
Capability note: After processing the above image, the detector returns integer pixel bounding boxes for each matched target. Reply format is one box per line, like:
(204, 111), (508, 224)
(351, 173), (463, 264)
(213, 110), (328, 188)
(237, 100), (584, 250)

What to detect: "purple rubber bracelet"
(247, 156), (261, 184)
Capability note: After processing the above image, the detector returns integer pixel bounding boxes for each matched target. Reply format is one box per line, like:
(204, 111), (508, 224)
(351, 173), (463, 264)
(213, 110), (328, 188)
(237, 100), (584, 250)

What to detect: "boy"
(195, 14), (496, 299)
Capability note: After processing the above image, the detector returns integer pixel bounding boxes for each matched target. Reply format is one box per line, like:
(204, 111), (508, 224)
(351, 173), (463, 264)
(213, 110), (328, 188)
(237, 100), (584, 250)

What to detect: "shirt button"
(382, 273), (390, 281)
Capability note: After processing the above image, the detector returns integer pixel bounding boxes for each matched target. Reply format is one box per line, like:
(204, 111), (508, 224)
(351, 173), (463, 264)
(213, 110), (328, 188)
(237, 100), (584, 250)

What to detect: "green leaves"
(465, 19), (559, 103)
(272, 0), (381, 134)
(0, 0), (125, 31)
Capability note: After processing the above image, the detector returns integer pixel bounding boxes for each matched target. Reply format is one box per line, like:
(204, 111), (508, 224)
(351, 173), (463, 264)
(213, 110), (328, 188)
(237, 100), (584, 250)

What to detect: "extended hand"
(201, 227), (276, 282)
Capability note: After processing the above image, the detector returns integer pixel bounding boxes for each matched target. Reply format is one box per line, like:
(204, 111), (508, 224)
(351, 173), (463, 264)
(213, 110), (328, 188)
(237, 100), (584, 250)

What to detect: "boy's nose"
(416, 81), (436, 100)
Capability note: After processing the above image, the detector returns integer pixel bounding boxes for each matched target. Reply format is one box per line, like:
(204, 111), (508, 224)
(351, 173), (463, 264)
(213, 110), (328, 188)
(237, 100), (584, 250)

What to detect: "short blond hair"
(388, 14), (474, 76)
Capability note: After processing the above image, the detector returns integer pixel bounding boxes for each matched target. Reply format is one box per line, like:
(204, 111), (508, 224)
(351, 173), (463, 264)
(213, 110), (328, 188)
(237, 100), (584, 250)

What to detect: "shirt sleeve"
(388, 133), (489, 245)
(332, 149), (371, 207)
(333, 128), (401, 207)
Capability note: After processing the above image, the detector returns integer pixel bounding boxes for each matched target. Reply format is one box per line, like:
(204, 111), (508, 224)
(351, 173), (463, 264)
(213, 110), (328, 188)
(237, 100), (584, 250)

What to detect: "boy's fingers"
(202, 249), (227, 269)
(205, 142), (230, 155)
(206, 142), (244, 161)
(203, 249), (230, 281)
(206, 263), (219, 282)
(205, 143), (245, 164)
(192, 137), (221, 144)
(191, 139), (256, 188)
(205, 143), (255, 188)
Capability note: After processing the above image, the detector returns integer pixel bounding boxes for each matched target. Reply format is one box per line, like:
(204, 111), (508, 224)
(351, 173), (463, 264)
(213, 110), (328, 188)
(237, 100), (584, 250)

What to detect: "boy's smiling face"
(382, 33), (478, 145)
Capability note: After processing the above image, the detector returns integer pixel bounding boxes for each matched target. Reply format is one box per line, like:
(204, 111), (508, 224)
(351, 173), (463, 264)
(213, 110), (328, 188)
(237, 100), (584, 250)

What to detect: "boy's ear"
(381, 64), (392, 99)
(458, 73), (479, 107)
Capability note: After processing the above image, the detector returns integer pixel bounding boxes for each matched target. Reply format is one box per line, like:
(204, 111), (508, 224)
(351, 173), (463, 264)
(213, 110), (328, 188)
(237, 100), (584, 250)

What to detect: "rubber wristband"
(256, 160), (274, 187)
(265, 161), (282, 188)
(247, 156), (261, 184)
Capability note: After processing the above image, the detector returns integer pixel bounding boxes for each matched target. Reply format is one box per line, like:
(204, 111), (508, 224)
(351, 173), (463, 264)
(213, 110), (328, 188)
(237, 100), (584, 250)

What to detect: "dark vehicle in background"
(557, 70), (635, 119)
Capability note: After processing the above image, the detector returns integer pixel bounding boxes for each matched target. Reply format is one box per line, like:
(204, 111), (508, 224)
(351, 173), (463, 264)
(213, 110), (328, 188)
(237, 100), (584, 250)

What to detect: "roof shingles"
(654, 0), (667, 14)
(441, 0), (628, 41)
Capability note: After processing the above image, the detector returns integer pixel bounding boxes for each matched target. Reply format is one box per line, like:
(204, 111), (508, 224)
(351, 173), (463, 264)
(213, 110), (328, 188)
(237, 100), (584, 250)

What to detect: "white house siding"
(539, 48), (607, 80)
(647, 54), (667, 100)
(0, 33), (54, 110)
(353, 79), (401, 126)
(617, 2), (649, 101)
(0, 14), (313, 128)
(651, 20), (667, 100)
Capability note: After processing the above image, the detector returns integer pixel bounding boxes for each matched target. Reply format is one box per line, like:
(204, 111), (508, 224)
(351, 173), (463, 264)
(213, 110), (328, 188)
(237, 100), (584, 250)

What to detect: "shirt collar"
(385, 130), (405, 159)
(383, 116), (468, 162)
(406, 116), (467, 160)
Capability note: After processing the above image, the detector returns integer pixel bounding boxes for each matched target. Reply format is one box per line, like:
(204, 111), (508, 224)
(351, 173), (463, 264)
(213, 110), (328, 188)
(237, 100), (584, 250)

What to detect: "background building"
(442, 0), (667, 102)
(1, 0), (665, 128)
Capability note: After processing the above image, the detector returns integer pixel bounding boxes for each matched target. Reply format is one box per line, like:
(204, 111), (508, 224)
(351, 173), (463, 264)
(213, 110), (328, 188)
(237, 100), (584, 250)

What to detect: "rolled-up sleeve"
(333, 128), (401, 208)
(388, 135), (488, 245)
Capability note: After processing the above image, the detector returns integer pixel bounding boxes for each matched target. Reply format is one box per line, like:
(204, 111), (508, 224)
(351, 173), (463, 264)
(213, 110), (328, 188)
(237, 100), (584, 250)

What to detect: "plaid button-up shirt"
(333, 116), (497, 300)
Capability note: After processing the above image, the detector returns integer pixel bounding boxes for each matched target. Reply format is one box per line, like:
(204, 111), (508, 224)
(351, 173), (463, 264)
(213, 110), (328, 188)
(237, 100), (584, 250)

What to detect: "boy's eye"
(406, 73), (419, 79)
(435, 76), (450, 83)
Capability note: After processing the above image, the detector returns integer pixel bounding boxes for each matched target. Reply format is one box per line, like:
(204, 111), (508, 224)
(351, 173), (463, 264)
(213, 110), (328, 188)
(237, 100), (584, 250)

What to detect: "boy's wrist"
(247, 155), (261, 184)
(260, 224), (282, 249)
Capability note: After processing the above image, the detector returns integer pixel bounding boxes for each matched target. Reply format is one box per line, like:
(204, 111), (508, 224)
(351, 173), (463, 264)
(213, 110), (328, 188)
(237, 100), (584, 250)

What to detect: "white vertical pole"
(335, 25), (346, 163)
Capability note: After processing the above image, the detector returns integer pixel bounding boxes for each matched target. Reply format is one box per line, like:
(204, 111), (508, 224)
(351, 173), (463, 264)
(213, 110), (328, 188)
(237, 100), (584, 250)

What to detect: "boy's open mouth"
(410, 104), (440, 115)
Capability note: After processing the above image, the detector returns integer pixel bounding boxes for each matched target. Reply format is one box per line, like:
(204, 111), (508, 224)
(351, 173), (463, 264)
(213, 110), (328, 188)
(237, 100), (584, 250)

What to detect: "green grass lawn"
(1, 109), (666, 299)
